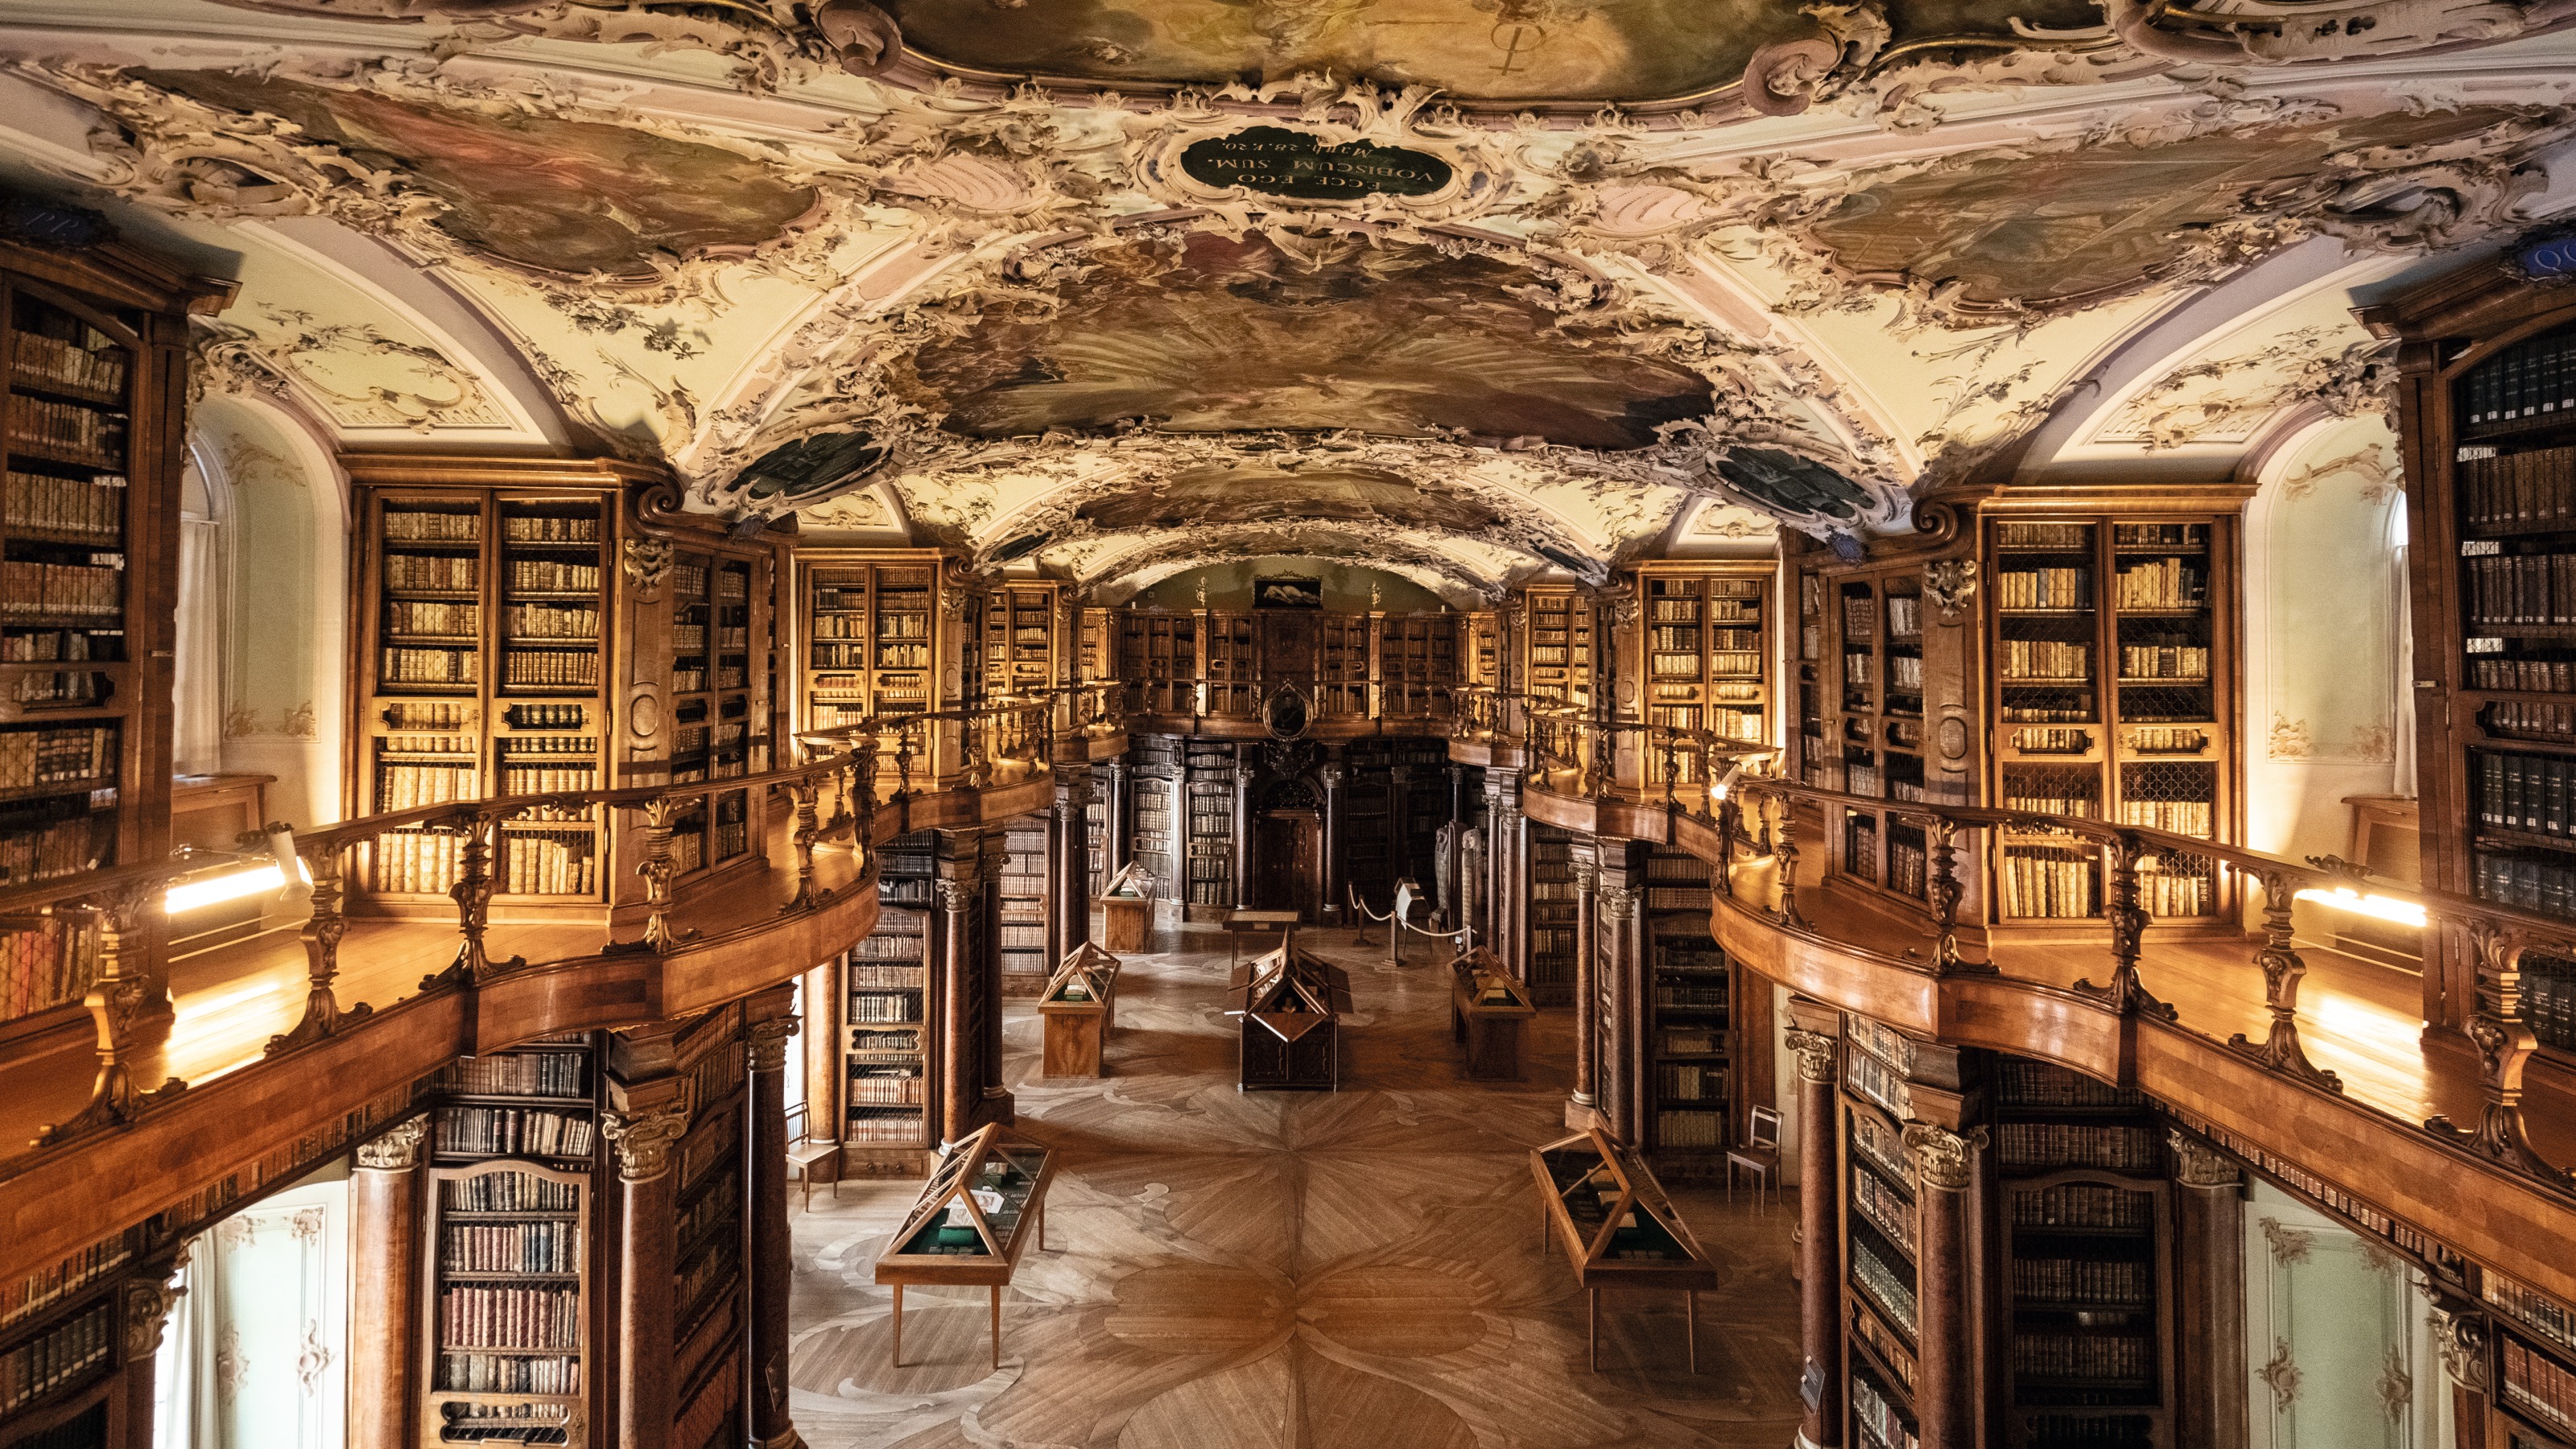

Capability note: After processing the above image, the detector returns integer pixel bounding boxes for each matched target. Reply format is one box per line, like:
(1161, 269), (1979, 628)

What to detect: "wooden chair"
(786, 1103), (841, 1211)
(1725, 1106), (1781, 1215)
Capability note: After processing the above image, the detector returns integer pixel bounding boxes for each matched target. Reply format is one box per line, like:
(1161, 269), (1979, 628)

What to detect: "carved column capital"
(354, 1116), (431, 1171)
(2426, 1302), (2490, 1393)
(1598, 884), (1637, 923)
(603, 1102), (692, 1183)
(934, 877), (977, 914)
(745, 1016), (799, 1075)
(1319, 763), (1345, 790)
(1232, 764), (1258, 791)
(2166, 1127), (2243, 1190)
(1786, 1028), (1839, 1084)
(122, 1265), (186, 1360)
(1571, 858), (1600, 894)
(1901, 1121), (1987, 1193)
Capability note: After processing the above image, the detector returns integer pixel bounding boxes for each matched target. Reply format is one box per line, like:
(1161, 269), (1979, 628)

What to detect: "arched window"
(171, 453), (225, 778)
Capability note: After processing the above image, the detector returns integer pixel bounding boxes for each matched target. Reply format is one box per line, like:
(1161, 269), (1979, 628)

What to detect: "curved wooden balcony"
(0, 701), (1117, 1286)
(1470, 701), (2576, 1308)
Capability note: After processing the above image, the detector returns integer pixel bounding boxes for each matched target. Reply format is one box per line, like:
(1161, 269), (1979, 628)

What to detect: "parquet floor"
(786, 921), (1804, 1449)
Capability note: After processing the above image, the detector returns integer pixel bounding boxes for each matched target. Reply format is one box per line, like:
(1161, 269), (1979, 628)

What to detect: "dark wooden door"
(1254, 810), (1321, 917)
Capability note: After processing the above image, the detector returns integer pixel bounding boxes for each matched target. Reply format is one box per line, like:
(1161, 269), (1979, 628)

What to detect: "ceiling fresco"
(887, 231), (1716, 448)
(1781, 103), (2576, 317)
(3, 2), (2574, 597)
(130, 69), (818, 279)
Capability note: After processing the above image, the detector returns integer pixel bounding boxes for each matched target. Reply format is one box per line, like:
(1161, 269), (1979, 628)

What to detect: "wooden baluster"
(1921, 813), (1990, 976)
(440, 807), (519, 982)
(849, 734), (880, 855)
(819, 740), (854, 834)
(894, 722), (917, 801)
(782, 772), (825, 913)
(1715, 794), (1743, 897)
(2226, 869), (2343, 1090)
(1774, 793), (1806, 929)
(2074, 830), (2177, 1019)
(608, 795), (699, 955)
(2428, 920), (2575, 1186)
(268, 842), (372, 1055)
(35, 881), (184, 1147)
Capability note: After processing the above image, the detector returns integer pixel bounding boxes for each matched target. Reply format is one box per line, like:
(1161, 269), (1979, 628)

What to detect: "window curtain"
(2393, 539), (2416, 797)
(171, 516), (223, 776)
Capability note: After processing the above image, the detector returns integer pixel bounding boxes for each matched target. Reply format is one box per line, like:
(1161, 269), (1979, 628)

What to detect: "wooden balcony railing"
(1453, 686), (2576, 1243)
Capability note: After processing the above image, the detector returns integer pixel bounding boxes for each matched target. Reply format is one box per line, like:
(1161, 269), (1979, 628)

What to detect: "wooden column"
(1388, 765), (1414, 887)
(745, 999), (803, 1449)
(1447, 765), (1468, 932)
(2169, 1130), (2248, 1449)
(1046, 791), (1071, 970)
(1487, 770), (1525, 984)
(978, 827), (1013, 1124)
(1904, 1122), (1985, 1449)
(1061, 766), (1092, 953)
(1319, 760), (1345, 926)
(1599, 881), (1640, 1141)
(1568, 838), (1600, 1122)
(1104, 758), (1132, 876)
(937, 874), (978, 1142)
(604, 1092), (691, 1449)
(1232, 754), (1258, 911)
(1785, 1022), (1843, 1449)
(350, 1117), (430, 1449)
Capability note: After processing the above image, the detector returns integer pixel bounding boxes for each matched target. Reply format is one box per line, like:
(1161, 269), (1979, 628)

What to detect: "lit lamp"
(163, 823), (303, 916)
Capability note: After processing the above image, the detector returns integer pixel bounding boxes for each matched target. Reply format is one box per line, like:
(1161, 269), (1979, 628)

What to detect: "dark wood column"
(1046, 791), (1071, 969)
(2168, 1129), (2248, 1449)
(1060, 766), (1092, 952)
(1319, 760), (1345, 925)
(977, 827), (1013, 1124)
(603, 1089), (691, 1449)
(1387, 765), (1413, 886)
(936, 873), (978, 1141)
(1598, 879), (1639, 1140)
(349, 1116), (429, 1449)
(1104, 758), (1132, 876)
(1568, 838), (1600, 1123)
(1446, 765), (1469, 931)
(1785, 1019), (1843, 1449)
(1232, 753), (1258, 911)
(1486, 770), (1525, 984)
(1904, 1121), (1985, 1449)
(745, 995), (803, 1449)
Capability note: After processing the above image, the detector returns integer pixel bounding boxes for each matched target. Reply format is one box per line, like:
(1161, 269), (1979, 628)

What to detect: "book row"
(2116, 645), (2210, 680)
(506, 605), (598, 640)
(2012, 1256), (2151, 1306)
(502, 514), (600, 544)
(1847, 1050), (1913, 1119)
(502, 836), (597, 897)
(2112, 559), (2207, 609)
(849, 963), (922, 989)
(1852, 1166), (1917, 1255)
(382, 647), (477, 686)
(0, 628), (114, 664)
(1996, 1123), (2160, 1172)
(2011, 1331), (2152, 1383)
(2477, 749), (2576, 839)
(0, 1227), (129, 1332)
(2012, 1182), (2155, 1232)
(2464, 329), (2576, 428)
(440, 1052), (588, 1099)
(2119, 799), (2213, 836)
(851, 991), (921, 1025)
(1653, 985), (1727, 1010)
(1996, 568), (2090, 610)
(1654, 1063), (1721, 1101)
(441, 1221), (580, 1274)
(438, 1172), (581, 1214)
(13, 328), (126, 397)
(2001, 852), (2099, 920)
(2457, 442), (2576, 528)
(1998, 524), (2093, 550)
(370, 832), (464, 894)
(1852, 1239), (1918, 1328)
(2487, 1274), (2576, 1358)
(1999, 1060), (2145, 1110)
(1999, 640), (2091, 680)
(845, 1113), (927, 1143)
(377, 762), (474, 811)
(0, 560), (117, 618)
(439, 1285), (580, 1350)
(1, 469), (120, 540)
(0, 724), (114, 792)
(386, 510), (480, 542)
(0, 814), (105, 887)
(502, 651), (599, 690)
(435, 1107), (595, 1159)
(436, 1352), (577, 1396)
(1654, 1108), (1727, 1148)
(2520, 967), (2576, 1051)
(10, 398), (125, 463)
(384, 554), (477, 592)
(2487, 700), (2576, 741)
(849, 1073), (925, 1106)
(510, 559), (600, 592)
(0, 1301), (109, 1416)
(1661, 1029), (1722, 1055)
(2465, 553), (2576, 626)
(1851, 1372), (1918, 1449)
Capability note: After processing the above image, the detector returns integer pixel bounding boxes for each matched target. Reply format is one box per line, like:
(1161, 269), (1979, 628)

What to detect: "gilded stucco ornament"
(2102, 0), (2576, 64)
(191, 311), (509, 434)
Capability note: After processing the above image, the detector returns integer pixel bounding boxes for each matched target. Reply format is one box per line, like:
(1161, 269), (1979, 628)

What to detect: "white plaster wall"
(2240, 415), (2409, 868)
(2242, 1179), (2446, 1449)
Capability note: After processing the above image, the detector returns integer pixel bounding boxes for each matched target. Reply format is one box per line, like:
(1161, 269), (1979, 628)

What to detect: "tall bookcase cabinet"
(984, 580), (1060, 698)
(2363, 262), (2576, 1071)
(792, 547), (956, 753)
(1627, 562), (1775, 792)
(345, 457), (791, 921)
(0, 220), (229, 1048)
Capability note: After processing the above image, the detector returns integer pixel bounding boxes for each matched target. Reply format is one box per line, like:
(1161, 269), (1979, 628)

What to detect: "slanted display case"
(1038, 940), (1121, 1080)
(1448, 945), (1536, 1081)
(871, 1125), (1056, 1370)
(1228, 942), (1352, 1091)
(1096, 860), (1154, 953)
(1530, 1126), (1721, 1373)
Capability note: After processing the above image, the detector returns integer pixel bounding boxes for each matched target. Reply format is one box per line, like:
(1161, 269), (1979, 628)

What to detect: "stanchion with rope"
(1348, 878), (1472, 971)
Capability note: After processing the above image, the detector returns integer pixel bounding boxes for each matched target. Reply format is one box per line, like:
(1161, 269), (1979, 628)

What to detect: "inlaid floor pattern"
(787, 921), (1802, 1448)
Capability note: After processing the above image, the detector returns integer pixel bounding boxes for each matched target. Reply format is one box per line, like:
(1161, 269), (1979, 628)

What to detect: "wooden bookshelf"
(1839, 1017), (1923, 1435)
(1523, 585), (1593, 709)
(0, 1224), (147, 1446)
(1633, 563), (1775, 775)
(1203, 612), (1258, 717)
(1379, 612), (1460, 719)
(1986, 514), (2240, 935)
(2484, 1267), (2576, 1447)
(1468, 609), (1501, 691)
(671, 1016), (746, 1449)
(985, 580), (1059, 698)
(1993, 1056), (2173, 1449)
(0, 229), (217, 1045)
(996, 815), (1049, 997)
(1117, 610), (1195, 717)
(1129, 735), (1179, 908)
(1183, 741), (1236, 920)
(1808, 560), (1933, 910)
(1645, 844), (1728, 1173)
(846, 833), (933, 1165)
(795, 548), (945, 734)
(1340, 749), (1393, 909)
(1317, 613), (1371, 716)
(1528, 822), (1577, 1006)
(421, 1034), (599, 1449)
(2368, 269), (2576, 1067)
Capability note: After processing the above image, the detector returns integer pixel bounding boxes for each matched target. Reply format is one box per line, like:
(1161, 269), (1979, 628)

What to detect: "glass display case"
(1530, 1126), (1721, 1373)
(1039, 941), (1121, 1080)
(871, 1125), (1057, 1370)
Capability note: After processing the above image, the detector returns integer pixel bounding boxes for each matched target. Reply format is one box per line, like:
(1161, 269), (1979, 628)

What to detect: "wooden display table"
(1039, 942), (1121, 1078)
(1227, 942), (1352, 1091)
(1096, 862), (1154, 952)
(1449, 947), (1538, 1081)
(1531, 1127), (1721, 1372)
(1223, 908), (1302, 966)
(873, 1125), (1056, 1369)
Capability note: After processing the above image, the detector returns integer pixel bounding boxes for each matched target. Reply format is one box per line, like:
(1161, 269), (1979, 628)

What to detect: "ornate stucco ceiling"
(0, 0), (2571, 598)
